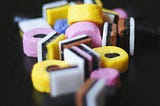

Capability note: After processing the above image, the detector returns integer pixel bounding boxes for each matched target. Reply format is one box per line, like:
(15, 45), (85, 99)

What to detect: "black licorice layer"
(78, 45), (99, 71)
(117, 18), (130, 53)
(107, 23), (112, 46)
(60, 36), (90, 60)
(42, 33), (59, 60)
(114, 15), (119, 24)
(33, 34), (46, 38)
(105, 53), (120, 58)
(69, 48), (89, 79)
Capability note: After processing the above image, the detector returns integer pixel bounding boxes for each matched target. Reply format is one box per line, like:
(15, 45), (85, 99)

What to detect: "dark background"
(1, 0), (160, 106)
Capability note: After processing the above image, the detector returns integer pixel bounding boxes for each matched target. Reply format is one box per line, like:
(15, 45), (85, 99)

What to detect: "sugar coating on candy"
(23, 28), (53, 57)
(90, 68), (120, 87)
(68, 4), (103, 25)
(113, 8), (128, 18)
(54, 19), (68, 34)
(65, 21), (102, 47)
(31, 60), (70, 93)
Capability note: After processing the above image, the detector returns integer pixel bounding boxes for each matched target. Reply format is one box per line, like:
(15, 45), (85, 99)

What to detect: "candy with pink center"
(65, 21), (102, 47)
(23, 28), (53, 57)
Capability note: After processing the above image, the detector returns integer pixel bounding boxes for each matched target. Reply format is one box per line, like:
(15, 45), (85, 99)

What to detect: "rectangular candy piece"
(38, 31), (58, 62)
(78, 44), (100, 71)
(64, 48), (85, 80)
(70, 47), (91, 79)
(102, 22), (117, 46)
(59, 34), (92, 60)
(49, 65), (83, 97)
(103, 9), (119, 24)
(76, 79), (106, 106)
(18, 17), (51, 35)
(71, 46), (93, 73)
(47, 34), (66, 60)
(42, 1), (70, 26)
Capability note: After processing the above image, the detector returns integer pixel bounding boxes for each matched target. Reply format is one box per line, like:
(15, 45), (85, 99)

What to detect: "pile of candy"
(18, 0), (135, 106)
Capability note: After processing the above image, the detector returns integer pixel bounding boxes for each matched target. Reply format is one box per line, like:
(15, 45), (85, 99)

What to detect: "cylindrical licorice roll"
(23, 28), (53, 57)
(67, 4), (103, 25)
(65, 21), (102, 47)
(93, 46), (129, 73)
(117, 17), (135, 56)
(90, 68), (121, 88)
(31, 60), (69, 93)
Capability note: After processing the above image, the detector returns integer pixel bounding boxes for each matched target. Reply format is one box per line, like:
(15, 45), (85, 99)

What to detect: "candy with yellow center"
(31, 60), (70, 93)
(93, 46), (129, 73)
(47, 34), (66, 60)
(68, 4), (103, 25)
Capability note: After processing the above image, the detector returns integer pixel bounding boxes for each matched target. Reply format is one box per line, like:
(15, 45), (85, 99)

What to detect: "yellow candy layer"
(47, 34), (66, 60)
(68, 4), (103, 25)
(46, 4), (70, 26)
(103, 8), (119, 15)
(95, 0), (103, 7)
(93, 46), (129, 73)
(31, 60), (69, 93)
(20, 30), (23, 37)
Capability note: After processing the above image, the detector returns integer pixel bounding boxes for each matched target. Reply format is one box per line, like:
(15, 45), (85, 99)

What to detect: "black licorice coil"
(107, 17), (160, 56)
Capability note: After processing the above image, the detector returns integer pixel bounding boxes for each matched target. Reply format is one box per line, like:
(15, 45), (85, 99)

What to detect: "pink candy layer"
(23, 28), (53, 57)
(113, 8), (128, 18)
(90, 68), (120, 87)
(65, 22), (102, 47)
(72, 46), (93, 71)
